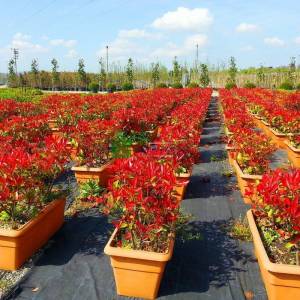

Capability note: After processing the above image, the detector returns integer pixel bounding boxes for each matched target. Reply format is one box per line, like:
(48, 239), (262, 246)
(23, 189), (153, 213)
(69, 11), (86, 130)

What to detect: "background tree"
(172, 56), (181, 84)
(8, 59), (17, 87)
(256, 65), (265, 87)
(51, 58), (59, 90)
(151, 62), (160, 88)
(226, 56), (238, 87)
(99, 58), (107, 90)
(77, 58), (87, 90)
(30, 59), (39, 88)
(288, 56), (296, 87)
(199, 63), (210, 87)
(126, 58), (134, 85)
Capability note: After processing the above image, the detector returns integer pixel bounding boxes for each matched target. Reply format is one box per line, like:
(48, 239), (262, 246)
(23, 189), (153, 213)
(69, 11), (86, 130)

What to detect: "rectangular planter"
(0, 199), (66, 270)
(247, 210), (300, 300)
(104, 228), (174, 299)
(233, 160), (262, 204)
(284, 141), (300, 168)
(225, 145), (236, 167)
(71, 161), (113, 185)
(268, 128), (288, 149)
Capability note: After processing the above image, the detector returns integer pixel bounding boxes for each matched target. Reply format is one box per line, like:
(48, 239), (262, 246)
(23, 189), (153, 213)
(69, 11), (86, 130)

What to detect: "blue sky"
(1, 0), (300, 72)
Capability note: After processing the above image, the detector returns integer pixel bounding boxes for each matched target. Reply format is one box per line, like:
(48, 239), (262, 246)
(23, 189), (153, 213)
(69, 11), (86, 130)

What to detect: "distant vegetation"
(0, 88), (43, 102)
(4, 54), (300, 90)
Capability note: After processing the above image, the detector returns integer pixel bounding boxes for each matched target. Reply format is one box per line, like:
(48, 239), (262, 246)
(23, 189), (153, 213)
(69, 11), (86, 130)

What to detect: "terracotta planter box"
(268, 128), (288, 149)
(48, 119), (57, 129)
(0, 199), (66, 270)
(105, 229), (174, 299)
(247, 210), (300, 300)
(284, 141), (300, 168)
(71, 161), (113, 185)
(233, 160), (262, 204)
(66, 142), (78, 161)
(225, 145), (236, 167)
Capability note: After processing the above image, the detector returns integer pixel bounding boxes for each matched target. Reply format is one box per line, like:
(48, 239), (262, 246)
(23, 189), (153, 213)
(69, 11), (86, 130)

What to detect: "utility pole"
(196, 44), (199, 67)
(11, 48), (19, 87)
(106, 45), (109, 74)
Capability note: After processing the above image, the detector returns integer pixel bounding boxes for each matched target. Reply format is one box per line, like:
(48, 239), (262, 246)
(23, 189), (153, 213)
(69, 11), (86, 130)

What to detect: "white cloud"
(152, 7), (213, 32)
(50, 39), (77, 48)
(294, 37), (300, 45)
(236, 23), (259, 33)
(65, 49), (78, 59)
(241, 45), (255, 52)
(118, 29), (162, 39)
(11, 32), (48, 53)
(151, 34), (208, 58)
(264, 37), (285, 47)
(97, 38), (143, 61)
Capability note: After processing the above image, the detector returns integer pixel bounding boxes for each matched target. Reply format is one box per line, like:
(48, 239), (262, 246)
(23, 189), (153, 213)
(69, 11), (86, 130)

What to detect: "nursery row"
(0, 88), (212, 299)
(220, 88), (300, 300)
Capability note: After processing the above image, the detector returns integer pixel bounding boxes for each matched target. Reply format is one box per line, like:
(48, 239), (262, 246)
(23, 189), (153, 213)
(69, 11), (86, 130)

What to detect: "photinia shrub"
(95, 152), (180, 252)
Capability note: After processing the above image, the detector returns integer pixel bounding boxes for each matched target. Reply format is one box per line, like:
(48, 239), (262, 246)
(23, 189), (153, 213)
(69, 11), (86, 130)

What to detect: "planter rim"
(247, 210), (300, 275)
(284, 140), (300, 153)
(104, 228), (174, 262)
(175, 171), (192, 178)
(225, 145), (235, 150)
(233, 160), (263, 180)
(261, 120), (270, 126)
(269, 127), (288, 137)
(71, 160), (113, 172)
(0, 198), (65, 238)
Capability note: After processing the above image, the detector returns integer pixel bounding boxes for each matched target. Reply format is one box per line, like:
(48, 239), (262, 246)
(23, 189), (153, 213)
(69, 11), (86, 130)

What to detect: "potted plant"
(96, 153), (180, 299)
(70, 119), (117, 185)
(231, 128), (276, 203)
(285, 135), (300, 168)
(247, 168), (300, 300)
(0, 136), (69, 270)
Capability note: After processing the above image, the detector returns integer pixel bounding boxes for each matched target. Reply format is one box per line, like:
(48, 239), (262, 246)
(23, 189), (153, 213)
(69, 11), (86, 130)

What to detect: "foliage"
(151, 62), (160, 88)
(8, 59), (17, 88)
(225, 82), (237, 89)
(226, 56), (238, 87)
(278, 81), (294, 90)
(107, 83), (117, 93)
(199, 64), (210, 87)
(172, 57), (181, 84)
(79, 180), (105, 200)
(0, 88), (43, 102)
(78, 58), (87, 89)
(98, 58), (107, 90)
(172, 82), (183, 89)
(0, 136), (70, 228)
(51, 58), (59, 88)
(228, 217), (252, 241)
(88, 82), (99, 93)
(122, 82), (134, 91)
(96, 152), (179, 252)
(157, 82), (168, 88)
(243, 81), (256, 88)
(252, 168), (300, 264)
(188, 82), (199, 88)
(126, 58), (134, 85)
(70, 119), (117, 167)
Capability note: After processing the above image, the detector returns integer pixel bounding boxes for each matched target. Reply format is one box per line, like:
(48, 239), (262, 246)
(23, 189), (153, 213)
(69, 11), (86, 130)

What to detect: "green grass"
(0, 88), (43, 102)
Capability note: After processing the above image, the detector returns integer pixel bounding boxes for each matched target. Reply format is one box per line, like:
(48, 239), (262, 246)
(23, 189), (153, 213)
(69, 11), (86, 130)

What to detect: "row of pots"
(250, 113), (300, 168)
(225, 140), (300, 300)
